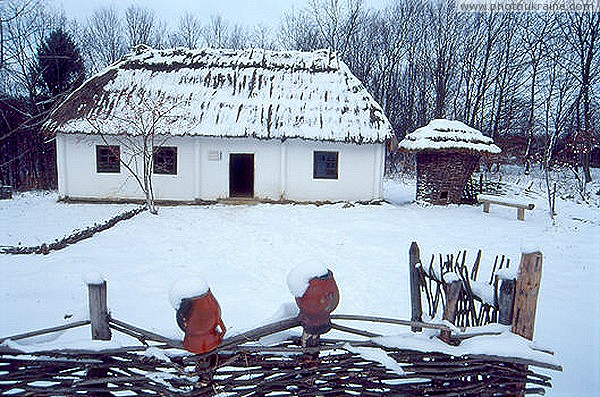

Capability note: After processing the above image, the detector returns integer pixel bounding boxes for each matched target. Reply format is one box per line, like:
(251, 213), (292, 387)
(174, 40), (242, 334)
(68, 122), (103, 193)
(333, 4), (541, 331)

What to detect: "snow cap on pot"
(169, 278), (226, 354)
(287, 262), (340, 335)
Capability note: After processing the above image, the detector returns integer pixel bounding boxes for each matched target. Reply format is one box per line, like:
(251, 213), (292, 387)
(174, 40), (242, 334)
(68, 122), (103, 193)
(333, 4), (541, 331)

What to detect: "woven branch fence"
(1, 242), (560, 396)
(0, 323), (557, 397)
(418, 249), (511, 328)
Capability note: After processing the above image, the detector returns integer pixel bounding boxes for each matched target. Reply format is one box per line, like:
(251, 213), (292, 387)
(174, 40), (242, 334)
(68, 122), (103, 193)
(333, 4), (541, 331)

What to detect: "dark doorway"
(229, 153), (254, 198)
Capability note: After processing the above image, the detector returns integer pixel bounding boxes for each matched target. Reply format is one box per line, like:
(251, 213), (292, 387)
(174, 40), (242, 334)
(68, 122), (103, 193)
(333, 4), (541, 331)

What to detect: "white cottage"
(45, 47), (392, 203)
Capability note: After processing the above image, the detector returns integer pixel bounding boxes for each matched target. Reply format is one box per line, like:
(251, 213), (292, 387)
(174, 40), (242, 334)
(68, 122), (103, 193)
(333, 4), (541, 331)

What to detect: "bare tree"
(249, 23), (276, 49)
(175, 12), (202, 49)
(82, 7), (126, 73)
(521, 13), (553, 173)
(86, 97), (180, 215)
(227, 23), (248, 50)
(1, 0), (40, 71)
(308, 0), (364, 58)
(558, 12), (600, 183)
(204, 14), (229, 48)
(278, 6), (323, 51)
(424, 0), (460, 119)
(150, 19), (168, 50)
(1, 0), (61, 100)
(540, 42), (573, 219)
(125, 5), (156, 48)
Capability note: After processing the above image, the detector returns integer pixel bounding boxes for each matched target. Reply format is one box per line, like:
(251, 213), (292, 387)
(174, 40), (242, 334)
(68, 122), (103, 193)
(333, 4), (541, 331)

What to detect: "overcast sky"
(54, 0), (389, 29)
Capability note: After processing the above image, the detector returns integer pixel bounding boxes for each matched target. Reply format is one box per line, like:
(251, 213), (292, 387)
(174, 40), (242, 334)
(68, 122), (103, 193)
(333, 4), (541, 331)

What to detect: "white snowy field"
(0, 174), (599, 396)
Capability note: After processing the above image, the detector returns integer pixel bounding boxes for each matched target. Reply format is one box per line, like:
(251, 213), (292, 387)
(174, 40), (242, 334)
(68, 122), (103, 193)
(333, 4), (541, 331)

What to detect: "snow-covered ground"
(0, 171), (599, 395)
(0, 191), (138, 247)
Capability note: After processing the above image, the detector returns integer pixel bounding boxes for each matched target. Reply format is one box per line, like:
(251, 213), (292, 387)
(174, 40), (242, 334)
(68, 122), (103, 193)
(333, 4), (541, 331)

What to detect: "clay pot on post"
(176, 289), (226, 354)
(295, 270), (340, 346)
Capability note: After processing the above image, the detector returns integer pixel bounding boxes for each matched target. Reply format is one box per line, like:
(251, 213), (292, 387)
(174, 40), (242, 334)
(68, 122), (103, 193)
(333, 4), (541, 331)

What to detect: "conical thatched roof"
(44, 47), (392, 144)
(399, 119), (501, 154)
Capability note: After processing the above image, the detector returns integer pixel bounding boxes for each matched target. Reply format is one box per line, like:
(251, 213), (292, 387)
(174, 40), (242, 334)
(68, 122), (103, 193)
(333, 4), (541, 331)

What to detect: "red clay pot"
(296, 270), (340, 335)
(178, 290), (226, 354)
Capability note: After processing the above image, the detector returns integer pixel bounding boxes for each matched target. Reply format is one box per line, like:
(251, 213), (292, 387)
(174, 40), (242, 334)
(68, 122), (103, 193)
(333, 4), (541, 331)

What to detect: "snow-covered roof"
(399, 119), (501, 154)
(45, 47), (392, 144)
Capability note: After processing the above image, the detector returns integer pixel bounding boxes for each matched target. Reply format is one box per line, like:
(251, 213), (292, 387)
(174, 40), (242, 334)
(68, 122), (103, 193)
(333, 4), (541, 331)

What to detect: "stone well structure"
(399, 119), (501, 205)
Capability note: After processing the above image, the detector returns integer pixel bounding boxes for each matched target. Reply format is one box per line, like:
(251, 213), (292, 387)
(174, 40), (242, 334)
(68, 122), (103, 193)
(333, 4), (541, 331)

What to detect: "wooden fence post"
(87, 279), (112, 341)
(512, 252), (543, 340)
(483, 202), (491, 213)
(440, 278), (462, 343)
(517, 208), (526, 221)
(497, 278), (517, 326)
(409, 242), (422, 332)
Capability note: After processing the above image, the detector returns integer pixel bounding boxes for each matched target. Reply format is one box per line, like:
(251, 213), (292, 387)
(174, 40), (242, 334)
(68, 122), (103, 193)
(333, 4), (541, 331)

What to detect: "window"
(153, 146), (177, 175)
(313, 151), (338, 179)
(96, 145), (120, 173)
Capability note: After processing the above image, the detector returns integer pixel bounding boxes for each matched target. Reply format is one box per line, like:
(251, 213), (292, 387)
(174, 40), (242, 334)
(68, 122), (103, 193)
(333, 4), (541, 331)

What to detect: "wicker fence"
(0, 242), (559, 396)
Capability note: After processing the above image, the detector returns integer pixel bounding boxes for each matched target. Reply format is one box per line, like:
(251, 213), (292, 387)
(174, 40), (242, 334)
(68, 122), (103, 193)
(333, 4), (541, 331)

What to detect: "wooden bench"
(477, 194), (534, 221)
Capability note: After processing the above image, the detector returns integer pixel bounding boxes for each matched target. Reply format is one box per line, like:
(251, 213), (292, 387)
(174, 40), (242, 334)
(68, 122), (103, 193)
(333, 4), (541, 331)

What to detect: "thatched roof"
(44, 47), (392, 144)
(399, 119), (501, 154)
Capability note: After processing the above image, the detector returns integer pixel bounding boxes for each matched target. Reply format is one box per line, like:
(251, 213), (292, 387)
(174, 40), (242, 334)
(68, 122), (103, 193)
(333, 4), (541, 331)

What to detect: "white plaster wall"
(57, 134), (196, 201)
(57, 133), (385, 202)
(284, 140), (382, 201)
(198, 137), (281, 200)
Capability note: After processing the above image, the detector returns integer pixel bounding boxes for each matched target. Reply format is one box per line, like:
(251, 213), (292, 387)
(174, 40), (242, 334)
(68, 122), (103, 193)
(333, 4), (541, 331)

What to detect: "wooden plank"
(478, 195), (535, 210)
(409, 241), (423, 332)
(440, 280), (462, 343)
(330, 314), (452, 332)
(109, 318), (183, 347)
(0, 320), (90, 344)
(216, 317), (301, 352)
(498, 278), (516, 325)
(512, 252), (543, 340)
(88, 280), (111, 341)
(330, 323), (381, 338)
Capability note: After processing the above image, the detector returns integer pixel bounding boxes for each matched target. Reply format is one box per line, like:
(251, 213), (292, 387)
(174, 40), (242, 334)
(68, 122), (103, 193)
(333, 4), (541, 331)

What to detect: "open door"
(229, 154), (254, 198)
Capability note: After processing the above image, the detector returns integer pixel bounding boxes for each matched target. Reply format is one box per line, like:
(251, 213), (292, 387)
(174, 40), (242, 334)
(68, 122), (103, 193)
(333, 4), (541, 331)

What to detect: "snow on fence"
(0, 206), (146, 255)
(0, 245), (560, 396)
(409, 242), (544, 342)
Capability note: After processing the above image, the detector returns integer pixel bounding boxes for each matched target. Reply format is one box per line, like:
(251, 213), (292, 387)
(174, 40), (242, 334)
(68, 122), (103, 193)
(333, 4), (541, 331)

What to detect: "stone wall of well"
(416, 151), (479, 205)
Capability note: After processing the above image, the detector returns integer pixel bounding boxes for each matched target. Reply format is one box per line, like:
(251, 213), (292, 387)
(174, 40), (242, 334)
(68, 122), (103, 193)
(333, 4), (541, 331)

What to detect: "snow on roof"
(45, 47), (392, 144)
(399, 119), (501, 154)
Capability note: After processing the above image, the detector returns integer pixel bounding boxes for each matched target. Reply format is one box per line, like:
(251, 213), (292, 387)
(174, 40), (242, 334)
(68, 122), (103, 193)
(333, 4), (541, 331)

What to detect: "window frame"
(153, 146), (178, 175)
(313, 151), (339, 180)
(96, 145), (120, 173)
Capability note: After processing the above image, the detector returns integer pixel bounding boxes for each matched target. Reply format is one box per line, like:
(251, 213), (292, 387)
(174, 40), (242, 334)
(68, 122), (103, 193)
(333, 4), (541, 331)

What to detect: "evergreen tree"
(36, 28), (85, 98)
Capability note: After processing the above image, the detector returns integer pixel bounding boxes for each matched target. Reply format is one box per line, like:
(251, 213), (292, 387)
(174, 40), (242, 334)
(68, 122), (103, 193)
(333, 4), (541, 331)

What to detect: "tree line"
(1, 0), (598, 191)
